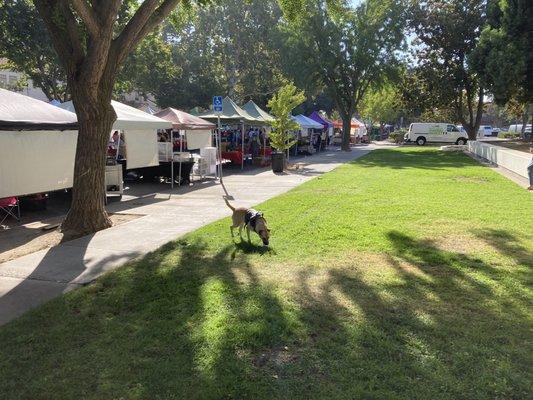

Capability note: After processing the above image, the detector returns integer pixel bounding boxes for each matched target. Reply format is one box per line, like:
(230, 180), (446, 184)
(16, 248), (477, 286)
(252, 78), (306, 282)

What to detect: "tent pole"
(178, 131), (183, 187)
(171, 146), (174, 191)
(241, 122), (244, 170)
(217, 115), (223, 183)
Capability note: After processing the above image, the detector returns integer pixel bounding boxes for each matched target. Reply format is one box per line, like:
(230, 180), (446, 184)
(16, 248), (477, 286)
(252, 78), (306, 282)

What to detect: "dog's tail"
(223, 196), (235, 211)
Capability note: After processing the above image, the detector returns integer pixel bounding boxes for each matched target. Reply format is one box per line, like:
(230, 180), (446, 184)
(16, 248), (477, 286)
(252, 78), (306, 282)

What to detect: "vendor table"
(136, 161), (195, 185)
(221, 151), (243, 165)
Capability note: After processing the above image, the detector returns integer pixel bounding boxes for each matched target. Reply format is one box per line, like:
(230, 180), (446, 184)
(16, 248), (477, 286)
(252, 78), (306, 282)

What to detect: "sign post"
(213, 96), (223, 182)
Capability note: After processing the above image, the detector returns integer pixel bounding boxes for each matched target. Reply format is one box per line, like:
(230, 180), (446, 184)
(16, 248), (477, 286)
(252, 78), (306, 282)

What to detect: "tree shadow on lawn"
(355, 148), (476, 170)
(0, 231), (531, 399)
(289, 230), (531, 399)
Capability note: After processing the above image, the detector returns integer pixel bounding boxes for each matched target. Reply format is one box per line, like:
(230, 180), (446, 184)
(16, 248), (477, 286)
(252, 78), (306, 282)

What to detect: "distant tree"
(360, 82), (403, 127)
(282, 0), (405, 150)
(116, 29), (179, 101)
(471, 0), (532, 137)
(410, 0), (487, 140)
(155, 0), (286, 110)
(267, 83), (305, 154)
(0, 0), (68, 101)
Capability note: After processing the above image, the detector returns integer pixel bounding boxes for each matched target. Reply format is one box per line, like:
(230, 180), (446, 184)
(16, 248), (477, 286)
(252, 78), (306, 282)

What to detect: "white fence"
(468, 141), (531, 179)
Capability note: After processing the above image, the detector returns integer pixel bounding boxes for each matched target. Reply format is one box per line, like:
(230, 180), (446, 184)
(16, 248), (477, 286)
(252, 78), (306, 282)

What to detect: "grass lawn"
(0, 148), (531, 399)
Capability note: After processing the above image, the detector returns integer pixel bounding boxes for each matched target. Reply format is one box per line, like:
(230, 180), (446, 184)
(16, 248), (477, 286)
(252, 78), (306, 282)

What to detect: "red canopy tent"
(155, 108), (215, 130)
(154, 108), (217, 187)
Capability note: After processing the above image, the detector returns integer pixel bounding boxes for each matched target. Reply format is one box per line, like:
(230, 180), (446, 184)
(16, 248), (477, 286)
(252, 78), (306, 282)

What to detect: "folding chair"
(0, 196), (21, 226)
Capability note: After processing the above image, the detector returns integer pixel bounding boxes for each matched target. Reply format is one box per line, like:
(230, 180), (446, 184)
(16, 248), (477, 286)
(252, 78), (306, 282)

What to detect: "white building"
(0, 61), (49, 102)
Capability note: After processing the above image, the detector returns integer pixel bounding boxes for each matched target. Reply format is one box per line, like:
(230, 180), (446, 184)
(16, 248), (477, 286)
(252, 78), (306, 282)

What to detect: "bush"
(389, 129), (407, 143)
(498, 131), (520, 139)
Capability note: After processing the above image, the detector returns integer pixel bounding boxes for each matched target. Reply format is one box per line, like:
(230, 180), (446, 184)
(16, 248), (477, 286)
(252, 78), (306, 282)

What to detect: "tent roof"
(59, 100), (171, 130)
(308, 111), (333, 128)
(333, 118), (365, 129)
(291, 114), (324, 130)
(242, 100), (275, 123)
(0, 88), (78, 131)
(199, 97), (258, 123)
(155, 108), (216, 130)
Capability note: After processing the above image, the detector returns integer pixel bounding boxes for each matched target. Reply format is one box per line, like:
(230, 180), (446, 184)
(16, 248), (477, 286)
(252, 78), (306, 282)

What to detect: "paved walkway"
(0, 146), (374, 325)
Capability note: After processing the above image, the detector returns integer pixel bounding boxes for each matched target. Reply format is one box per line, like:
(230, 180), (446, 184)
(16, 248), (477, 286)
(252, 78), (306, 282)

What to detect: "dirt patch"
(453, 175), (489, 184)
(0, 213), (140, 263)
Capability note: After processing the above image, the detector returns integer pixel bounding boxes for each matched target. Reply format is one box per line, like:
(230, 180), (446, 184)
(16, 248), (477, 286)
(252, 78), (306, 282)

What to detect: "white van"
(404, 123), (468, 146)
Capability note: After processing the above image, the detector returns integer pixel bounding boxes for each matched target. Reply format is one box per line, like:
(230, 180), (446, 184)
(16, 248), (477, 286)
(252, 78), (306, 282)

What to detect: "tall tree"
(155, 0), (286, 110)
(470, 0), (532, 136)
(32, 0), (213, 237)
(0, 0), (68, 101)
(281, 0), (405, 150)
(360, 82), (403, 127)
(410, 0), (487, 140)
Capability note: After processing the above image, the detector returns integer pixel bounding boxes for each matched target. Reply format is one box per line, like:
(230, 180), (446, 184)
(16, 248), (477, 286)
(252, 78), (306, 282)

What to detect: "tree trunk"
(521, 103), (531, 140)
(61, 93), (116, 238)
(341, 115), (351, 151)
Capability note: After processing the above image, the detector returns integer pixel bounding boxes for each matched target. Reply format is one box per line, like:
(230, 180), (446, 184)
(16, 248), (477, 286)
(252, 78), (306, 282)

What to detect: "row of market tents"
(0, 88), (366, 199)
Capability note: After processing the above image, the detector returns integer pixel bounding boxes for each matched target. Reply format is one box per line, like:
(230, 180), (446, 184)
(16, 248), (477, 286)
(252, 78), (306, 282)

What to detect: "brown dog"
(224, 197), (270, 246)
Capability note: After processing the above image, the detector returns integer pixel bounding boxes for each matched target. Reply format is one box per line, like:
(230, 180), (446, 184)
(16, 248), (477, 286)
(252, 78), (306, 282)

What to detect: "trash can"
(271, 152), (285, 173)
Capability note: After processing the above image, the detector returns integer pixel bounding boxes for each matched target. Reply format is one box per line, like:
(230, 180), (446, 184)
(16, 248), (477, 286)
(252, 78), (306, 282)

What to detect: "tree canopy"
(281, 0), (406, 149)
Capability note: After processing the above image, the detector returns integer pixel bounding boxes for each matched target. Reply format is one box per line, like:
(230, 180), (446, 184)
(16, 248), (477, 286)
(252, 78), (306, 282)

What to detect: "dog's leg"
(246, 226), (251, 243)
(238, 225), (243, 239)
(230, 226), (234, 238)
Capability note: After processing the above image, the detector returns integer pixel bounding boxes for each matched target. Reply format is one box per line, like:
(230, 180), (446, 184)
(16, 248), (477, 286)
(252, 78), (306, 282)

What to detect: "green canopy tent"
(199, 97), (259, 169)
(242, 100), (275, 124)
(242, 100), (276, 163)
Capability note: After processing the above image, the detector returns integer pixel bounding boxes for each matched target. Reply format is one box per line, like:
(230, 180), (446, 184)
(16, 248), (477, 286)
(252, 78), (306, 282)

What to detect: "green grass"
(1, 148), (532, 399)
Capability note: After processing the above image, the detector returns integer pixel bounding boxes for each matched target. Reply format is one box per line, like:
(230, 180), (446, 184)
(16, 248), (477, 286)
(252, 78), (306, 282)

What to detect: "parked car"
(478, 125), (493, 137)
(404, 123), (468, 146)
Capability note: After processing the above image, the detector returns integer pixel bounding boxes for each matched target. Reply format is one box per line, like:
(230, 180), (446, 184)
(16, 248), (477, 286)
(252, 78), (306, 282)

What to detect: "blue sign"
(213, 96), (223, 113)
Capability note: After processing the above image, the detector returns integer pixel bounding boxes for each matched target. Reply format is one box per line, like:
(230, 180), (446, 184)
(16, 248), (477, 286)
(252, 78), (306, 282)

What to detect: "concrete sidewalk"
(0, 146), (374, 325)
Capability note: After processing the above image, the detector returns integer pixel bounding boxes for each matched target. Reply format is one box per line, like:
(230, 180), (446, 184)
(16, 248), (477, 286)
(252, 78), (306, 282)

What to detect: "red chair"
(0, 197), (20, 225)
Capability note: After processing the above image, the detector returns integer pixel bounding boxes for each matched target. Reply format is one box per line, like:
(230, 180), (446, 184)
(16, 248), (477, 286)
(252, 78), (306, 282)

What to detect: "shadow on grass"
(355, 148), (475, 170)
(0, 230), (530, 399)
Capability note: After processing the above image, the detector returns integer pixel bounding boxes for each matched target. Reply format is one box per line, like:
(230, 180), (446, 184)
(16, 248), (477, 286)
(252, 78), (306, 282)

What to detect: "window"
(447, 125), (459, 132)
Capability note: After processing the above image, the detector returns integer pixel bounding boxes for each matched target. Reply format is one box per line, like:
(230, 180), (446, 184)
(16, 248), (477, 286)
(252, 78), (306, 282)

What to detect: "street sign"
(213, 96), (223, 113)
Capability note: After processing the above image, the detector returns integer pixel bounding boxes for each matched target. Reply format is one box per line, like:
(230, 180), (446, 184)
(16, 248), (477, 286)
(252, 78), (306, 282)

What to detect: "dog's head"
(254, 217), (270, 246)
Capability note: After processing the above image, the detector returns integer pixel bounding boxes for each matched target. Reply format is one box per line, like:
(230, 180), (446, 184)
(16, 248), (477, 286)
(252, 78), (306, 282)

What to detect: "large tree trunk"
(341, 115), (351, 151)
(61, 91), (116, 238)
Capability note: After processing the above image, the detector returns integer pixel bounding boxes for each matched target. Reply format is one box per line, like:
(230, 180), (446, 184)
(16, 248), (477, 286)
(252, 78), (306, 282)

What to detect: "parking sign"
(213, 96), (223, 113)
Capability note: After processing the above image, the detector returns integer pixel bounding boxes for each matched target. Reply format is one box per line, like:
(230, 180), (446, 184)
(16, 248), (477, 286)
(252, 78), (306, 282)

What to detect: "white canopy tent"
(291, 114), (324, 133)
(59, 100), (171, 169)
(0, 89), (79, 198)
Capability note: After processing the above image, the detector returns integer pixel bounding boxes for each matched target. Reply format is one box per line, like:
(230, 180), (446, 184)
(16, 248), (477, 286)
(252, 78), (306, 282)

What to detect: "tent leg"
(178, 132), (183, 187)
(241, 122), (244, 170)
(171, 157), (174, 190)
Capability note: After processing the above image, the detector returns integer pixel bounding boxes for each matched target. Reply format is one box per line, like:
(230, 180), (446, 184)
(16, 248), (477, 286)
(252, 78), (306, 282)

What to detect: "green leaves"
(267, 83), (305, 151)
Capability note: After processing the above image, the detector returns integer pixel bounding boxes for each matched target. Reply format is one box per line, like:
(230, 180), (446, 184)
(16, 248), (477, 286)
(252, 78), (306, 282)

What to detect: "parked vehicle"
(404, 123), (468, 146)
(508, 124), (532, 136)
(478, 125), (493, 137)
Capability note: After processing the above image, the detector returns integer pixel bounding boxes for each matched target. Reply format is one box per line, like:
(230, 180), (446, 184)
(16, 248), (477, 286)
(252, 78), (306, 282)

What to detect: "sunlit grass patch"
(0, 148), (531, 399)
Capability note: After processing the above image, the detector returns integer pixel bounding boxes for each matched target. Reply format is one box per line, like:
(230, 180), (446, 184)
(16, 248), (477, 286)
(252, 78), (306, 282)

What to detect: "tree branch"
(112, 0), (179, 66)
(33, 0), (83, 77)
(69, 0), (100, 37)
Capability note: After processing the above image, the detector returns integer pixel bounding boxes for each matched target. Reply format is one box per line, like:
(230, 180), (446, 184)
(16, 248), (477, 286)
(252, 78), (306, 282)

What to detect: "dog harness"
(244, 209), (263, 230)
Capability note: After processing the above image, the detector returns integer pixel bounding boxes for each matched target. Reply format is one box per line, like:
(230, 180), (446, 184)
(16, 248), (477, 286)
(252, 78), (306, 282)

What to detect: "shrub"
(389, 129), (407, 143)
(498, 131), (520, 139)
